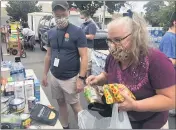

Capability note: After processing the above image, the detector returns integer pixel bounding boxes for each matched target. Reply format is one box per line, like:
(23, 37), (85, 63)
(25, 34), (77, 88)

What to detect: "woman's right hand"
(86, 75), (99, 85)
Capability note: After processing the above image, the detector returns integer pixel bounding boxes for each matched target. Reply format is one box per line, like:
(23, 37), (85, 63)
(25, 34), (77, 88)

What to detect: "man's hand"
(42, 75), (48, 87)
(76, 78), (84, 93)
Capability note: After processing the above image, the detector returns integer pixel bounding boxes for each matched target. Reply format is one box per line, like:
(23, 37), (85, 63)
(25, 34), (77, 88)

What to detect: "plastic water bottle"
(10, 62), (17, 81)
(10, 57), (26, 81)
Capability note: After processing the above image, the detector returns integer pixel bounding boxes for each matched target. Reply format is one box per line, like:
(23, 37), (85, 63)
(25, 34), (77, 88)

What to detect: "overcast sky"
(1, 1), (148, 13)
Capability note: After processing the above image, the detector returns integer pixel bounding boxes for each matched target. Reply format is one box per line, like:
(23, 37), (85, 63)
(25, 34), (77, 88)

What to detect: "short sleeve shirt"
(159, 32), (176, 59)
(47, 23), (87, 80)
(80, 20), (97, 48)
(104, 48), (175, 129)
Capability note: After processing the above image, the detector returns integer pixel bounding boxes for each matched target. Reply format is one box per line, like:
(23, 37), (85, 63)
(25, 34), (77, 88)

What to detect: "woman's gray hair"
(108, 12), (151, 64)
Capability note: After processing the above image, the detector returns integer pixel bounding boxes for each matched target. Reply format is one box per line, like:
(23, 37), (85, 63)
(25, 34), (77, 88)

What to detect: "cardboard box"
(14, 81), (25, 99)
(4, 82), (15, 96)
(34, 79), (40, 102)
(24, 80), (34, 102)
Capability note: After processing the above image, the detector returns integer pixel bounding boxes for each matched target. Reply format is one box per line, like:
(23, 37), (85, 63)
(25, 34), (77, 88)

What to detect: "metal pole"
(102, 1), (106, 30)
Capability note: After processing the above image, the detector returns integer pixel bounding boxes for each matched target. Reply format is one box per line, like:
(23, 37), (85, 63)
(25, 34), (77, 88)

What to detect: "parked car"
(38, 13), (108, 51)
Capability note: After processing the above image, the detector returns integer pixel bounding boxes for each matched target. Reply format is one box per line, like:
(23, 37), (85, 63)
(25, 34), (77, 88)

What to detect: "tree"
(144, 1), (165, 26)
(144, 1), (175, 30)
(6, 1), (42, 22)
(106, 1), (125, 14)
(157, 1), (176, 31)
(68, 1), (125, 17)
(68, 1), (103, 17)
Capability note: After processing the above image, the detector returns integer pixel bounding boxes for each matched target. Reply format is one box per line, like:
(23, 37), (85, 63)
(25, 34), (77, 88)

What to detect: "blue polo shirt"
(80, 20), (97, 48)
(47, 23), (87, 80)
(159, 32), (176, 59)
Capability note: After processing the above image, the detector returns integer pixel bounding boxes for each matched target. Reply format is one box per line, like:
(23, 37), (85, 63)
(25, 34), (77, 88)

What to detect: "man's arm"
(76, 28), (88, 77)
(86, 34), (95, 40)
(44, 47), (51, 76)
(86, 23), (97, 40)
(78, 47), (88, 77)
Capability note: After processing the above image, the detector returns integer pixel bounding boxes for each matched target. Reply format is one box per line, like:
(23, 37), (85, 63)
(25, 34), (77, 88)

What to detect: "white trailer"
(27, 12), (50, 40)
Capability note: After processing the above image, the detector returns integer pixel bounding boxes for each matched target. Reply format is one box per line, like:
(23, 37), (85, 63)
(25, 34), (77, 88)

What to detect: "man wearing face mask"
(80, 10), (97, 76)
(42, 1), (88, 129)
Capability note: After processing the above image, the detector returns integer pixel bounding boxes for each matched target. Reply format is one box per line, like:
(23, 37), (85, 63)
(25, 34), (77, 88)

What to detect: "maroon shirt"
(105, 48), (175, 129)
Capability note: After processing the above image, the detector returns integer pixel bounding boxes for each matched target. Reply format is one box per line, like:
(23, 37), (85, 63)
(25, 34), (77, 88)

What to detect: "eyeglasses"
(106, 33), (132, 45)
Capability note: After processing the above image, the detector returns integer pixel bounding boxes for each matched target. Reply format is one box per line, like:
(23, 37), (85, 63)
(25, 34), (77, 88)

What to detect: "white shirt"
(22, 28), (35, 36)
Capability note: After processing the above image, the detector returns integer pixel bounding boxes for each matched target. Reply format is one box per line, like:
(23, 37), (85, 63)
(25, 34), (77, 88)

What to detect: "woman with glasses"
(86, 10), (175, 129)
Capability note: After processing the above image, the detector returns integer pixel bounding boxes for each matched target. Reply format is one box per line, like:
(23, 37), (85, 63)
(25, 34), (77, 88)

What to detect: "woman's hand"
(118, 91), (138, 111)
(86, 75), (99, 85)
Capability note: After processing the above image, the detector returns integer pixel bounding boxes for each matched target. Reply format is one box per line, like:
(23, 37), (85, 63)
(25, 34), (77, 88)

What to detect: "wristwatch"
(78, 76), (86, 80)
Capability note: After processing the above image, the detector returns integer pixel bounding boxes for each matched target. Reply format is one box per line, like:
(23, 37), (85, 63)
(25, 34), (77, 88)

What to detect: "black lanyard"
(56, 24), (69, 53)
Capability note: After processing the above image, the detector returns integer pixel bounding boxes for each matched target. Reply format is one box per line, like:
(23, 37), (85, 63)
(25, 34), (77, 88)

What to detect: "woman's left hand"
(118, 91), (137, 111)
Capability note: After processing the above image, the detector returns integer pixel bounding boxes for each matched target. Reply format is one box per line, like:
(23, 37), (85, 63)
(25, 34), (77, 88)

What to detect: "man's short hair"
(80, 10), (90, 18)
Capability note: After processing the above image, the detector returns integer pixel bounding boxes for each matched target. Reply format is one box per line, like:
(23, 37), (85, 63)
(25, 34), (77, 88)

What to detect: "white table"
(25, 69), (63, 129)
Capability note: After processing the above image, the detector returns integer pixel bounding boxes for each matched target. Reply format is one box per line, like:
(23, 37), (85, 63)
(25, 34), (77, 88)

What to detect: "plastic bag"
(78, 103), (132, 129)
(109, 103), (132, 129)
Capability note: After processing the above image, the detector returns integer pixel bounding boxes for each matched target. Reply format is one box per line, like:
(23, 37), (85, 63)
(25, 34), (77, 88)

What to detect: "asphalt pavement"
(1, 42), (175, 129)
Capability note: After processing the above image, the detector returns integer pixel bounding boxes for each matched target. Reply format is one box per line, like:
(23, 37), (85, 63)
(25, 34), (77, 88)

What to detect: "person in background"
(0, 26), (5, 43)
(86, 10), (175, 129)
(21, 22), (35, 42)
(4, 20), (11, 43)
(80, 10), (97, 77)
(42, 1), (88, 129)
(159, 11), (176, 116)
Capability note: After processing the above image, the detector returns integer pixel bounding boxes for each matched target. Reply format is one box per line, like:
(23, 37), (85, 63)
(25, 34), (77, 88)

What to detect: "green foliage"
(106, 1), (125, 14)
(144, 1), (165, 27)
(144, 1), (175, 30)
(158, 1), (176, 31)
(6, 1), (42, 22)
(68, 1), (125, 17)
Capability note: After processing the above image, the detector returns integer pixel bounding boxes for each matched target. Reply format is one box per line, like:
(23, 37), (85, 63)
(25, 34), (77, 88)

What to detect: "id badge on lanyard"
(54, 24), (69, 67)
(54, 58), (60, 67)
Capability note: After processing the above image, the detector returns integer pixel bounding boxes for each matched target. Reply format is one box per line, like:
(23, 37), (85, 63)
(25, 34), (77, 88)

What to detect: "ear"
(173, 20), (176, 26)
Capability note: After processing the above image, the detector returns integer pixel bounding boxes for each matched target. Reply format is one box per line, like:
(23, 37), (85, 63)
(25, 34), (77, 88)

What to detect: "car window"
(44, 16), (52, 27)
(39, 16), (46, 26)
